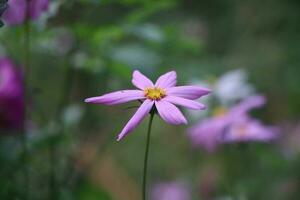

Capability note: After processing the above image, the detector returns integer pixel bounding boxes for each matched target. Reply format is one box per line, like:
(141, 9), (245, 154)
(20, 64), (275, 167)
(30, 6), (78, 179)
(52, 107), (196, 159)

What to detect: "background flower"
(0, 58), (24, 131)
(188, 95), (278, 152)
(151, 181), (190, 200)
(214, 69), (255, 106)
(3, 0), (48, 25)
(222, 119), (278, 143)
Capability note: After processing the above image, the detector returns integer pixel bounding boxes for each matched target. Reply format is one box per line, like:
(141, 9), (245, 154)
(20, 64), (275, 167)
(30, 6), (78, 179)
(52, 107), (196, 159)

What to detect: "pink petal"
(85, 90), (145, 105)
(132, 70), (154, 90)
(164, 96), (206, 110)
(117, 99), (154, 141)
(167, 86), (211, 100)
(222, 119), (278, 143)
(155, 100), (187, 125)
(155, 71), (177, 88)
(29, 0), (49, 20)
(187, 118), (225, 152)
(230, 95), (266, 117)
(3, 0), (26, 25)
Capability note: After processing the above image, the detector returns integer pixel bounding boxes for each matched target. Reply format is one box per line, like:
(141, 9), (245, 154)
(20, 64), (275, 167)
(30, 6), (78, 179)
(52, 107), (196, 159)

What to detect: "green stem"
(22, 9), (31, 200)
(49, 142), (56, 200)
(142, 113), (155, 200)
(20, 131), (28, 200)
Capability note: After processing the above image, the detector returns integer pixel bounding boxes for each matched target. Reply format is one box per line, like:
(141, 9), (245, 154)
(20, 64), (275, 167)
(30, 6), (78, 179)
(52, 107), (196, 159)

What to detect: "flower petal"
(187, 118), (225, 152)
(167, 86), (211, 100)
(155, 71), (177, 88)
(222, 119), (278, 143)
(230, 95), (265, 116)
(117, 99), (154, 141)
(29, 0), (49, 19)
(132, 70), (154, 90)
(3, 0), (26, 25)
(85, 90), (145, 105)
(164, 96), (206, 110)
(155, 100), (187, 125)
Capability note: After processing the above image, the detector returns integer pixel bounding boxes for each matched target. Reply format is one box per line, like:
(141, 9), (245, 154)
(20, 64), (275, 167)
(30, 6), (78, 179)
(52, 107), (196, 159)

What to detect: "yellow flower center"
(213, 107), (228, 117)
(144, 87), (166, 100)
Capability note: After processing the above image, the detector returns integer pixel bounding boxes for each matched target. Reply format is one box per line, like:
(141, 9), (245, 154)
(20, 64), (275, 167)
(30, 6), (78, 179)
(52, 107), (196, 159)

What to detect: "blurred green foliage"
(0, 0), (300, 199)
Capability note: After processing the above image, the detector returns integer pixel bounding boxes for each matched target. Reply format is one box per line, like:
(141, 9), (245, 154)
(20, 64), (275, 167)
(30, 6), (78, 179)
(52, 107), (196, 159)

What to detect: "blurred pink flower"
(3, 0), (48, 25)
(0, 58), (24, 131)
(223, 119), (278, 143)
(85, 70), (210, 141)
(188, 95), (278, 152)
(152, 182), (190, 200)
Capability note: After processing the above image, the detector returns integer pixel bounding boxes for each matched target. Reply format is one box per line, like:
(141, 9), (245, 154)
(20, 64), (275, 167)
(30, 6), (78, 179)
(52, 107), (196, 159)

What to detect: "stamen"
(144, 87), (166, 100)
(213, 107), (227, 117)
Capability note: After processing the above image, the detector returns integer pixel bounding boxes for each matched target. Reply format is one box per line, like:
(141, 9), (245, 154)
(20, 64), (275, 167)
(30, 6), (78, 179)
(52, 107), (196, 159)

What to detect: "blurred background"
(0, 0), (300, 199)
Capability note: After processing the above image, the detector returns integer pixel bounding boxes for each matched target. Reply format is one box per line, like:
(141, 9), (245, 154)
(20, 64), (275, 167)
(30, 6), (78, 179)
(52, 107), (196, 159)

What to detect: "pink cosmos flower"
(85, 70), (210, 141)
(188, 95), (278, 152)
(0, 58), (24, 132)
(151, 182), (190, 200)
(222, 119), (278, 143)
(3, 0), (48, 25)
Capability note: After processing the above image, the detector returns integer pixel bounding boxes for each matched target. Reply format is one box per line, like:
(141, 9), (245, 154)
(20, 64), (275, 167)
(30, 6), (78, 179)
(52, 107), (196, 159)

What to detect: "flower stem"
(142, 112), (155, 200)
(21, 0), (33, 197)
(21, 9), (31, 200)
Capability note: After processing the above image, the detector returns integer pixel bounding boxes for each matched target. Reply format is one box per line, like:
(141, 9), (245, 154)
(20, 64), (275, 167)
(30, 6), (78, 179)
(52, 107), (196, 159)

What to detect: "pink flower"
(151, 182), (190, 200)
(3, 0), (48, 25)
(85, 70), (210, 141)
(0, 58), (24, 131)
(188, 95), (278, 152)
(222, 119), (278, 143)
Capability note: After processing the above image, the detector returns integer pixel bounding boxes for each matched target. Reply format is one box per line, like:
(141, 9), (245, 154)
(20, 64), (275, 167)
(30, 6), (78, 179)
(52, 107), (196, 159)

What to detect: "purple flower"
(0, 58), (24, 131)
(151, 182), (190, 200)
(85, 70), (210, 141)
(188, 95), (278, 152)
(188, 117), (227, 152)
(3, 0), (48, 25)
(222, 119), (278, 143)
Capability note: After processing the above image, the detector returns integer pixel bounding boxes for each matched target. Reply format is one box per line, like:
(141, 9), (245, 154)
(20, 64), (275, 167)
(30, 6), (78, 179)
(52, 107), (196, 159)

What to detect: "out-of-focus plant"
(151, 181), (190, 200)
(3, 0), (48, 25)
(188, 95), (279, 152)
(0, 58), (24, 132)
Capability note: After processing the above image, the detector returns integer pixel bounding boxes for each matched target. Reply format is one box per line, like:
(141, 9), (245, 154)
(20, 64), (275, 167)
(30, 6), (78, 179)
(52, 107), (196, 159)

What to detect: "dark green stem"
(142, 113), (155, 200)
(21, 8), (31, 200)
(49, 142), (56, 200)
(20, 132), (28, 200)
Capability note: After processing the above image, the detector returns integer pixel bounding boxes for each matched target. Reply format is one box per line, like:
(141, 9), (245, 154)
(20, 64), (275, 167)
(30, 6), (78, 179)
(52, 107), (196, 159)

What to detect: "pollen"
(213, 107), (227, 117)
(144, 87), (166, 100)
